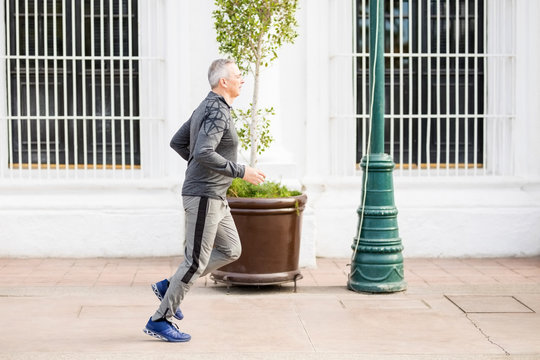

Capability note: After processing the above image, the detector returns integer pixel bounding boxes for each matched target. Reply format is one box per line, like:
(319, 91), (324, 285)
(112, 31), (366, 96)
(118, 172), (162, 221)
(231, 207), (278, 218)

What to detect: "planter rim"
(226, 193), (307, 209)
(211, 270), (302, 286)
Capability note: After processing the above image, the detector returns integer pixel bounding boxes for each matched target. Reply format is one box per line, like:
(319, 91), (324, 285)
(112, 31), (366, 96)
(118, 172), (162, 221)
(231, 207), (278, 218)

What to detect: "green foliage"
(232, 106), (274, 155)
(227, 178), (302, 198)
(213, 0), (299, 74)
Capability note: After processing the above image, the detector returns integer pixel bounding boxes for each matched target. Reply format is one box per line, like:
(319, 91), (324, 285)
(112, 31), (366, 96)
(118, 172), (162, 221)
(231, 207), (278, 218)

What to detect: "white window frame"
(0, 0), (167, 182)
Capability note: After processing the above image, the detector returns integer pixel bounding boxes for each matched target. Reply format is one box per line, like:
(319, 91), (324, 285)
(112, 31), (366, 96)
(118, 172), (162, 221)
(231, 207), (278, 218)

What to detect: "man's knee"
(230, 243), (241, 261)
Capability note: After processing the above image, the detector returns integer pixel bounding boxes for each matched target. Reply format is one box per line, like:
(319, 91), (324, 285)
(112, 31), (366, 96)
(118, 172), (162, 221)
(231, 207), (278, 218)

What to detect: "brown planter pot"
(211, 193), (307, 288)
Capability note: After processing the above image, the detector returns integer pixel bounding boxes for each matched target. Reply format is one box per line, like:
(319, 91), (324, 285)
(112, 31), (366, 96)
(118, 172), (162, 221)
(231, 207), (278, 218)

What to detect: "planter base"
(211, 194), (307, 292)
(210, 269), (303, 292)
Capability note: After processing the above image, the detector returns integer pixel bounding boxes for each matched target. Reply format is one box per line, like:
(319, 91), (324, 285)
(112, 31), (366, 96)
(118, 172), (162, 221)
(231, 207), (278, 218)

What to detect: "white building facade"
(0, 0), (539, 264)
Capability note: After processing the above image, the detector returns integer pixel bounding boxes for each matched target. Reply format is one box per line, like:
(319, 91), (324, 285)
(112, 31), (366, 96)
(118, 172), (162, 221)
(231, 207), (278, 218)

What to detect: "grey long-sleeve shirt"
(170, 91), (245, 200)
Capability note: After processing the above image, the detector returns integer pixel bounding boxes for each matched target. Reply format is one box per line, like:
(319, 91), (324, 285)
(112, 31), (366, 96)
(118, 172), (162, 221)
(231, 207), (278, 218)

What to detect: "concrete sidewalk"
(0, 257), (539, 360)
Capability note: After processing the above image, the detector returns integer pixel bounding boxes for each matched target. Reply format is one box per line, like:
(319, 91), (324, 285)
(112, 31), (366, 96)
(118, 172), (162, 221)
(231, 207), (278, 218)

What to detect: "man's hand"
(243, 166), (266, 185)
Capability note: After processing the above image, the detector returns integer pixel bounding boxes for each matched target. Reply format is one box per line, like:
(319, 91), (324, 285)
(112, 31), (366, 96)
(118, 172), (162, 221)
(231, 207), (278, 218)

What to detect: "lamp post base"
(347, 257), (407, 293)
(349, 153), (407, 294)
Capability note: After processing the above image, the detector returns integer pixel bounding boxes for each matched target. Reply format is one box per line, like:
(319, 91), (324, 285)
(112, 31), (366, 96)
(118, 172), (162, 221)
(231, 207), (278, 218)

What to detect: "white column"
(256, 2), (308, 182)
(328, 0), (355, 177)
(164, 0), (189, 179)
(514, 0), (540, 177)
(304, 0), (330, 181)
(0, 0), (8, 178)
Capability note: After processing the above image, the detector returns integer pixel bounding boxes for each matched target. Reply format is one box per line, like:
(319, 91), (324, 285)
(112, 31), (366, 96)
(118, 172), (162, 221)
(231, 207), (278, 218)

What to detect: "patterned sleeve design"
(203, 98), (229, 136)
(190, 97), (244, 179)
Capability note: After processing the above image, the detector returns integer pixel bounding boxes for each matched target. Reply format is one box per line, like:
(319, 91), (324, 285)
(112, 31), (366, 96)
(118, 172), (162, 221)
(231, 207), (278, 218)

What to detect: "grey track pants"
(152, 196), (241, 321)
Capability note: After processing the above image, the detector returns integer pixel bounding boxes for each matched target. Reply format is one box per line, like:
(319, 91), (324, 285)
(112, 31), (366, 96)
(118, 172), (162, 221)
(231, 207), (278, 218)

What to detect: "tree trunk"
(249, 52), (262, 167)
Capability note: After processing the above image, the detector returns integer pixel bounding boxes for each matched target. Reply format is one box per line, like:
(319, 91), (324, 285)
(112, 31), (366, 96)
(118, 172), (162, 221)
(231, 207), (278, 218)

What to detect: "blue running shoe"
(143, 317), (191, 342)
(151, 279), (184, 320)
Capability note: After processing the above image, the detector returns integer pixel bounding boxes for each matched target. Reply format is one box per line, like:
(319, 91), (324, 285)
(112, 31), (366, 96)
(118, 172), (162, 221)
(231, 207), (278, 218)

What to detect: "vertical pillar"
(347, 0), (406, 293)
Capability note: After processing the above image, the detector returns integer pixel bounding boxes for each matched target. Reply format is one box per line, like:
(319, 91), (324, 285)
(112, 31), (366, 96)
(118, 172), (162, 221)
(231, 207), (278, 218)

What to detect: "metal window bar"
(1, 0), (165, 181)
(416, 0), (421, 171)
(119, 0), (125, 171)
(445, 0), (450, 175)
(389, 0), (394, 162)
(348, 0), (515, 176)
(109, 0), (115, 173)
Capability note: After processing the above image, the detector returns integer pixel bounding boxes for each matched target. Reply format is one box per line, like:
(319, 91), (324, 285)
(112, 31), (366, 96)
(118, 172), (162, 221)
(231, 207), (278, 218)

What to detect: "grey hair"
(208, 59), (235, 89)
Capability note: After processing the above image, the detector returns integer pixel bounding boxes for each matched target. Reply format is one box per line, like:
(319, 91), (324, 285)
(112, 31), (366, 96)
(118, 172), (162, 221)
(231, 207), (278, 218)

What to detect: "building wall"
(0, 0), (539, 262)
(302, 0), (540, 259)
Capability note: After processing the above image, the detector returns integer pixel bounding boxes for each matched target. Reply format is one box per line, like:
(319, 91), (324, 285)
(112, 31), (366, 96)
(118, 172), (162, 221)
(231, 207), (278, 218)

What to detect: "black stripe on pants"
(182, 197), (208, 284)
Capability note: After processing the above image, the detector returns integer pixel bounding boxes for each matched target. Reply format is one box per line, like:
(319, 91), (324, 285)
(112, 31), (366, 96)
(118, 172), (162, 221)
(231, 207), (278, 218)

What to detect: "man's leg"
(151, 196), (224, 321)
(201, 204), (242, 277)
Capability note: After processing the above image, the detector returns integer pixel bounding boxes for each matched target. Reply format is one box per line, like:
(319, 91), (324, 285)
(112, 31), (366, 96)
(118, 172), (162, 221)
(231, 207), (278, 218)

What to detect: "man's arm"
(170, 119), (191, 161)
(193, 125), (266, 183)
(192, 118), (245, 178)
(191, 104), (266, 184)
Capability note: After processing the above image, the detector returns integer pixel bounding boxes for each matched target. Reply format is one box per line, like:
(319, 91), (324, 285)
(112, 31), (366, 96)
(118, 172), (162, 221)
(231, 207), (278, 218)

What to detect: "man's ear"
(219, 77), (227, 88)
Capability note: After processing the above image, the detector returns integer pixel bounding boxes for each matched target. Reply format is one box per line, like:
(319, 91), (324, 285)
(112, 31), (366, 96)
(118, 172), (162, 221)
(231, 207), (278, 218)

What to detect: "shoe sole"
(142, 327), (190, 342)
(143, 327), (167, 341)
(151, 283), (183, 321)
(151, 283), (164, 301)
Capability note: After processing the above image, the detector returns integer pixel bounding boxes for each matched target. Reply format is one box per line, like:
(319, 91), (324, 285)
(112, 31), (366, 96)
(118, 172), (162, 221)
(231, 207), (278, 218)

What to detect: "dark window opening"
(356, 0), (484, 168)
(6, 0), (140, 168)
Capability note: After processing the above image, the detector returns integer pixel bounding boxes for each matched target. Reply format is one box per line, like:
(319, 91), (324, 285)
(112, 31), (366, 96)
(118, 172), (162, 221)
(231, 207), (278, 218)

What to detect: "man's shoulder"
(201, 93), (230, 136)
(204, 92), (230, 112)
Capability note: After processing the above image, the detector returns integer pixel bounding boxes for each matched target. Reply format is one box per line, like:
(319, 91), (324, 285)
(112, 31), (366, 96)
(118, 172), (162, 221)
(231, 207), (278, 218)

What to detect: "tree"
(213, 0), (299, 167)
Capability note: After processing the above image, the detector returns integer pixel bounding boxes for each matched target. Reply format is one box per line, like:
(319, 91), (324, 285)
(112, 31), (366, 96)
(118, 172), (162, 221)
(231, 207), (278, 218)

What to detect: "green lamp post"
(347, 0), (407, 293)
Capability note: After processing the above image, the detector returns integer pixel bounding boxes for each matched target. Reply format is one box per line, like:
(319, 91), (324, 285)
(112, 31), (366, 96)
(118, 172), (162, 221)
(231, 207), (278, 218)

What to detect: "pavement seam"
(294, 303), (316, 352)
(444, 295), (511, 355)
(512, 296), (536, 313)
(420, 299), (432, 309)
(464, 312), (510, 356)
(93, 261), (107, 287)
(130, 268), (138, 287)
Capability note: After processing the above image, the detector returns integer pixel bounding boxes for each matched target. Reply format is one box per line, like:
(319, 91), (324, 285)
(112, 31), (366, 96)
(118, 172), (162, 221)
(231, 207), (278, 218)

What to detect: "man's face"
(224, 63), (244, 99)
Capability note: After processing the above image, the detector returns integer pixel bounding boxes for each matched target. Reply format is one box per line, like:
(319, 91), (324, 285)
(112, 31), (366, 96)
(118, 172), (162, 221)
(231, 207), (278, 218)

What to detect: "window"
(355, 0), (485, 170)
(6, 0), (140, 169)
